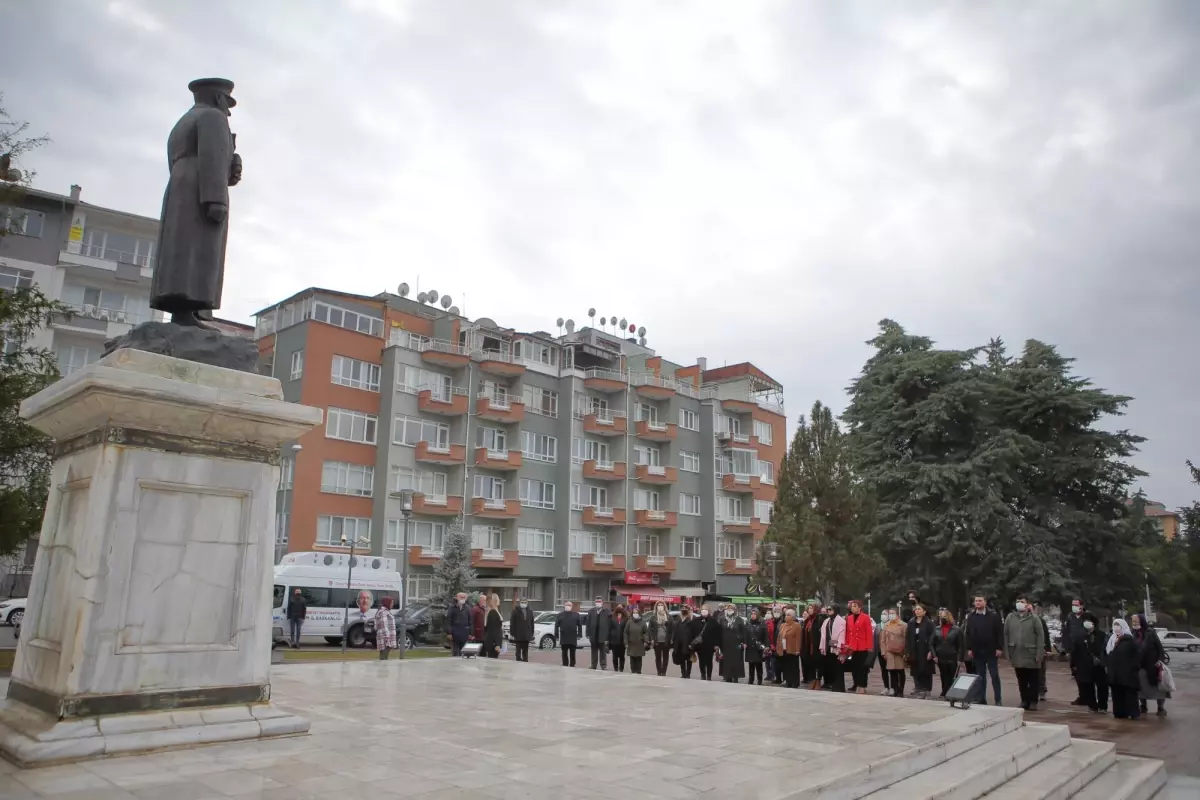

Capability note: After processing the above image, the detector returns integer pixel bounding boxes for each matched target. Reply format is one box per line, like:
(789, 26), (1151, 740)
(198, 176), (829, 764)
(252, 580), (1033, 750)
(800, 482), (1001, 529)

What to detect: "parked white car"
(0, 598), (26, 626)
(1159, 630), (1200, 653)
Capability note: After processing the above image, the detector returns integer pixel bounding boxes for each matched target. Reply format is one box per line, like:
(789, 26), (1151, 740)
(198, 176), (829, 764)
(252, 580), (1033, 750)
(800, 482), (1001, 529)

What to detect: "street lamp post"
(277, 443), (302, 564)
(339, 533), (368, 655)
(397, 489), (414, 659)
(865, 592), (872, 619)
(764, 541), (780, 602)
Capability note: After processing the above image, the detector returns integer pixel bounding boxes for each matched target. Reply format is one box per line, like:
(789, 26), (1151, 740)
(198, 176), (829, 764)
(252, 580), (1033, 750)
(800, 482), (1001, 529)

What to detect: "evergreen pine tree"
(430, 515), (475, 613)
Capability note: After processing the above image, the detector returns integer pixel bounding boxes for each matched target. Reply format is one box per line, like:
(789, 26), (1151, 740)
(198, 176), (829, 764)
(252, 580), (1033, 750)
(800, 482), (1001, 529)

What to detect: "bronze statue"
(150, 78), (242, 328)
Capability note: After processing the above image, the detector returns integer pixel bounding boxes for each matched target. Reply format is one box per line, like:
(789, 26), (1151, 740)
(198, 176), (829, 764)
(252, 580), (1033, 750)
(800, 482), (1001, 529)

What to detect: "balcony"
(58, 247), (153, 281)
(51, 303), (150, 340)
(634, 464), (677, 485)
(419, 338), (471, 368)
(583, 410), (627, 437)
(717, 431), (758, 448)
(721, 473), (761, 494)
(407, 546), (442, 567)
(476, 392), (525, 423)
(721, 398), (759, 415)
(415, 441), (467, 465)
(471, 548), (520, 569)
(583, 368), (627, 394)
(418, 387), (469, 416)
(408, 493), (463, 516)
(722, 517), (766, 536)
(581, 553), (627, 572)
(474, 447), (523, 471)
(635, 420), (677, 442)
(634, 509), (677, 528)
(583, 460), (626, 481)
(633, 555), (677, 573)
(581, 506), (626, 527)
(415, 441), (465, 465)
(721, 558), (757, 575)
(472, 497), (521, 519)
(478, 349), (525, 378)
(633, 373), (676, 400)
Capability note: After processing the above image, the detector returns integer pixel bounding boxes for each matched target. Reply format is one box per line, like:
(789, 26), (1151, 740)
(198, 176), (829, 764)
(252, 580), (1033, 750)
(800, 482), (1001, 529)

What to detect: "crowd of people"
(440, 590), (1173, 720)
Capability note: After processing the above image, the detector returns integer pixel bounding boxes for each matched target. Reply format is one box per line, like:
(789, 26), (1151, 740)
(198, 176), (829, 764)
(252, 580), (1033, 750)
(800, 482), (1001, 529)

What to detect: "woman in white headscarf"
(1106, 618), (1141, 720)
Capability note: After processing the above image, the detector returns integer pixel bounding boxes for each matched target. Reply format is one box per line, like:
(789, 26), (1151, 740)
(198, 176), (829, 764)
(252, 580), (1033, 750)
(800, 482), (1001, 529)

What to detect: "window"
(755, 500), (774, 524)
(721, 497), (746, 521)
(0, 266), (34, 291)
(81, 228), (155, 265)
(316, 515), (371, 546)
(569, 530), (609, 557)
(634, 489), (660, 511)
(634, 403), (658, 423)
(731, 448), (757, 475)
(321, 461), (374, 497)
(473, 475), (505, 499)
(313, 302), (383, 337)
(473, 525), (504, 551)
(556, 579), (588, 606)
(56, 345), (96, 377)
(633, 445), (660, 467)
(400, 331), (429, 350)
(519, 478), (556, 509)
(477, 426), (508, 452)
(754, 420), (773, 445)
(680, 493), (701, 516)
(289, 350), (304, 380)
(633, 534), (661, 556)
(398, 366), (451, 396)
(393, 415), (449, 449)
(717, 536), (742, 560)
(390, 467), (448, 497)
(1, 207), (45, 238)
(680, 536), (701, 559)
(331, 355), (381, 392)
(759, 460), (775, 484)
(522, 385), (559, 417)
(326, 408), (378, 444)
(583, 439), (609, 463)
(576, 394), (608, 418)
(406, 573), (437, 601)
(716, 414), (741, 435)
(518, 527), (555, 557)
(517, 340), (558, 367)
(680, 450), (701, 473)
(521, 431), (558, 463)
(389, 519), (446, 552)
(574, 483), (608, 509)
(279, 458), (295, 489)
(679, 408), (699, 431)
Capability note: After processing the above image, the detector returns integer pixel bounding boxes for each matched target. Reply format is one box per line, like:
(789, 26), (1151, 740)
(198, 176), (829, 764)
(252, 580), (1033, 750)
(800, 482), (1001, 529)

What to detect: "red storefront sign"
(622, 571), (660, 585)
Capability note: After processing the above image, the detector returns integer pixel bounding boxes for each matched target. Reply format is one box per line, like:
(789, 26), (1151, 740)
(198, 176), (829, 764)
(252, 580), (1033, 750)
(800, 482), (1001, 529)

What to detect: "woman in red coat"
(844, 600), (875, 694)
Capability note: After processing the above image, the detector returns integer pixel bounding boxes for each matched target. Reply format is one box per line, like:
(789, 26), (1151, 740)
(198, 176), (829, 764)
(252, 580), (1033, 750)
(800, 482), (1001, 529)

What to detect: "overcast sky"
(5, 1), (1197, 508)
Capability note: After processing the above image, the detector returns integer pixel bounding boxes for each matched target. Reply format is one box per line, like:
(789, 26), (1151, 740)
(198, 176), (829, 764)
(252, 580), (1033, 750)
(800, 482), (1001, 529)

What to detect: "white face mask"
(594, 602), (602, 608)
(725, 609), (735, 617)
(701, 609), (709, 617)
(774, 612), (782, 619)
(889, 614), (897, 622)
(520, 602), (528, 608)
(632, 613), (640, 620)
(1072, 605), (1081, 614)
(1083, 621), (1094, 631)
(564, 605), (572, 612)
(1015, 602), (1027, 612)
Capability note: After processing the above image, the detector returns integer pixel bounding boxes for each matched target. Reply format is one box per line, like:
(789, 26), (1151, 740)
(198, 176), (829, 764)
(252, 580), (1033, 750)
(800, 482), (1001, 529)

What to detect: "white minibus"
(272, 551), (404, 648)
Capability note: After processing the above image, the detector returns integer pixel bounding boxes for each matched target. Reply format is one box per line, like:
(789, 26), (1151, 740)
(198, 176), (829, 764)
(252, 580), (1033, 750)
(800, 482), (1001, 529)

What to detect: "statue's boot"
(171, 310), (218, 331)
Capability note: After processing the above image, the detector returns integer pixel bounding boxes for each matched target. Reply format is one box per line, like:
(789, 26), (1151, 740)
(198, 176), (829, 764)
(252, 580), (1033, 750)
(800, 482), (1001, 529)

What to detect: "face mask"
(457, 599), (465, 605)
(594, 602), (602, 608)
(889, 614), (897, 622)
(564, 606), (572, 612)
(1083, 621), (1094, 631)
(725, 610), (735, 618)
(632, 613), (640, 619)
(774, 612), (781, 619)
(701, 610), (709, 617)
(1072, 605), (1081, 614)
(520, 602), (527, 608)
(1015, 602), (1027, 612)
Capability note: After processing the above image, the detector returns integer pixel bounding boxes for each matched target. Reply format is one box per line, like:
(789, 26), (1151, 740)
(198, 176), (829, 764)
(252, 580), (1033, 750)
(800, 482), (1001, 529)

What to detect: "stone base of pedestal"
(0, 698), (309, 767)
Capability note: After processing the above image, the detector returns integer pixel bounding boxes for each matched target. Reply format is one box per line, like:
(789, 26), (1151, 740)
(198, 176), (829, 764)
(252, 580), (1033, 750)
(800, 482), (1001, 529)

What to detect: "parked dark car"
(362, 602), (440, 650)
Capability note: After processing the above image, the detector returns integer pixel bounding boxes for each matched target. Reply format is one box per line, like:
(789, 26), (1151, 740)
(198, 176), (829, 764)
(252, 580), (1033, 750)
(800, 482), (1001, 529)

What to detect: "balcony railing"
(734, 558), (752, 569)
(60, 303), (148, 325)
(78, 243), (153, 267)
(419, 338), (470, 357)
(478, 390), (511, 409)
(643, 555), (666, 567)
(427, 385), (467, 402)
(592, 553), (613, 564)
(479, 548), (505, 561)
(585, 368), (626, 383)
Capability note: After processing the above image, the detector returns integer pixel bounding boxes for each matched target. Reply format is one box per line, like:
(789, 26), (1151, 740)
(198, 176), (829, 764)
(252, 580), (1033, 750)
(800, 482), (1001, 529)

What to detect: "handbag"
(1161, 665), (1176, 693)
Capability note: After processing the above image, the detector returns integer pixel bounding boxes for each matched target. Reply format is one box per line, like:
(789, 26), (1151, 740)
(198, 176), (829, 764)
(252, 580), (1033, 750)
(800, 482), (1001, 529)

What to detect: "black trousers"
(938, 662), (958, 696)
(630, 656), (643, 674)
(654, 644), (671, 675)
(888, 669), (906, 696)
(612, 645), (626, 672)
(823, 653), (846, 692)
(780, 654), (801, 688)
(849, 652), (869, 689)
(452, 637), (466, 656)
(800, 654), (815, 684)
(561, 645), (577, 666)
(514, 641), (529, 662)
(680, 652), (693, 678)
(590, 642), (609, 669)
(1111, 685), (1140, 719)
(749, 662), (763, 684)
(1082, 667), (1109, 710)
(912, 661), (934, 692)
(697, 647), (715, 680)
(880, 659), (891, 690)
(1015, 666), (1040, 707)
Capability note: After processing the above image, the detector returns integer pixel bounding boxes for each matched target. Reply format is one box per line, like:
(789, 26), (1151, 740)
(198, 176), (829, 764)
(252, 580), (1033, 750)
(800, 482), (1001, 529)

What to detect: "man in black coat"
(586, 596), (613, 670)
(509, 599), (536, 662)
(286, 588), (307, 648)
(963, 594), (1004, 706)
(900, 591), (920, 624)
(444, 592), (472, 656)
(1061, 598), (1091, 705)
(555, 601), (583, 667)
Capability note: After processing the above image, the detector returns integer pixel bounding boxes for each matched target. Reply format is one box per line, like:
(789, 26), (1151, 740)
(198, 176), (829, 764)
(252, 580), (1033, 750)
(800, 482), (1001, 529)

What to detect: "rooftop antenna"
(397, 282), (410, 298)
(588, 308), (596, 330)
(449, 306), (460, 316)
(619, 318), (627, 332)
(417, 291), (428, 304)
(556, 317), (564, 336)
(600, 316), (607, 330)
(637, 326), (646, 337)
(441, 295), (452, 309)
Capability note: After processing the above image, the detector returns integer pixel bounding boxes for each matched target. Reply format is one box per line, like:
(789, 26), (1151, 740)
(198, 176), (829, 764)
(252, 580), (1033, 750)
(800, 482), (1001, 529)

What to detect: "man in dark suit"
(586, 596), (613, 670)
(555, 602), (583, 667)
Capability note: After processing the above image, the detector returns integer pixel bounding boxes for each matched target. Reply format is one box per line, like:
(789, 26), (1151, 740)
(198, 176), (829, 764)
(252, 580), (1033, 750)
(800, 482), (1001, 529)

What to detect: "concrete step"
(982, 739), (1115, 800)
(1071, 756), (1166, 800)
(862, 723), (1070, 800)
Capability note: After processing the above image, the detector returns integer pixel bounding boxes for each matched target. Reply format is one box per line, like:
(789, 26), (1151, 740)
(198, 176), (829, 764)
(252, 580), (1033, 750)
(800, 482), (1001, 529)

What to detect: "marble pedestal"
(0, 350), (323, 766)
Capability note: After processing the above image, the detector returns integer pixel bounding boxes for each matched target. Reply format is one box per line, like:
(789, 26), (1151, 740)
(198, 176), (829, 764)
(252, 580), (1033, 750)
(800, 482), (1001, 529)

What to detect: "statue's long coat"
(150, 104), (232, 312)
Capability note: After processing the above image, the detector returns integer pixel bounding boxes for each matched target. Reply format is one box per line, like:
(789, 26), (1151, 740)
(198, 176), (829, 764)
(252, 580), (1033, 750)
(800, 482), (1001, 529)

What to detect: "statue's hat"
(188, 78), (236, 106)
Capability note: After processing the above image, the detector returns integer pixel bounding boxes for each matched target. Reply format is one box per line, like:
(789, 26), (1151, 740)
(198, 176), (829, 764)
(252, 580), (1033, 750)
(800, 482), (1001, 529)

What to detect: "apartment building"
(255, 288), (786, 607)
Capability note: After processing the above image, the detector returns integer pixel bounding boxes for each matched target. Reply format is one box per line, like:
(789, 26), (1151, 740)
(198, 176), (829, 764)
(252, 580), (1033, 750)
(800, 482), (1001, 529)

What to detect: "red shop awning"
(613, 585), (684, 604)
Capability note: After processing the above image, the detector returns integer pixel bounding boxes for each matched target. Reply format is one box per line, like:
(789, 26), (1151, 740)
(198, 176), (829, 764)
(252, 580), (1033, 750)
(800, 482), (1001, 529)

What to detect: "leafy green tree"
(765, 400), (877, 604)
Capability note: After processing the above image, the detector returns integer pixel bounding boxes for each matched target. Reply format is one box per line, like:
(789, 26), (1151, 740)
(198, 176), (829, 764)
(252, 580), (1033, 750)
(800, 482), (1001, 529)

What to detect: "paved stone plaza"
(0, 659), (1174, 799)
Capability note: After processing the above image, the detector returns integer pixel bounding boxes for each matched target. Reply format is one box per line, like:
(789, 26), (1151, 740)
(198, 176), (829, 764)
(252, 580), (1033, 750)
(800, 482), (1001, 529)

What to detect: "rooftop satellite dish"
(637, 326), (646, 337)
(398, 283), (410, 297)
(629, 323), (636, 333)
(449, 306), (460, 315)
(441, 295), (452, 309)
(566, 319), (575, 333)
(600, 317), (607, 327)
(417, 292), (428, 303)
(427, 290), (439, 303)
(556, 317), (564, 328)
(639, 337), (646, 346)
(588, 308), (596, 318)
(619, 318), (627, 329)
